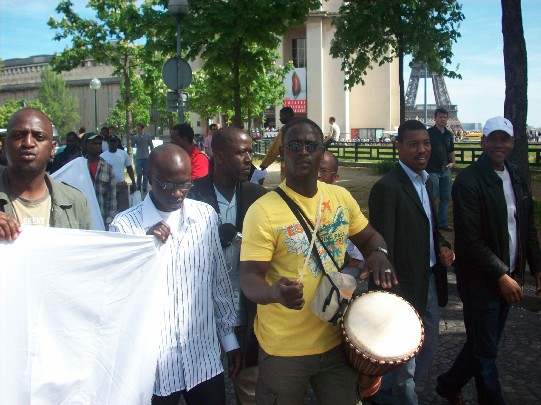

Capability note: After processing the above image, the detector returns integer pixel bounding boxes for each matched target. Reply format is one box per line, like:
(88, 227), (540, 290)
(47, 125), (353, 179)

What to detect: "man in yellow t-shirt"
(240, 118), (397, 405)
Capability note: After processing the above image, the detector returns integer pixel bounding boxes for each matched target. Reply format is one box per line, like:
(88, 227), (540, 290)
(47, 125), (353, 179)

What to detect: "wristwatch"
(372, 247), (388, 256)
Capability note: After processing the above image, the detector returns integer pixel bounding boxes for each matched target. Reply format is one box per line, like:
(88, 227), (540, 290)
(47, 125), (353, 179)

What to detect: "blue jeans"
(437, 282), (509, 405)
(136, 158), (149, 191)
(429, 169), (451, 227)
(414, 273), (440, 381)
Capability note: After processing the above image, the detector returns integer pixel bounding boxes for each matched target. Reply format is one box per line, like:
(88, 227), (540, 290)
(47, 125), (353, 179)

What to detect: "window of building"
(292, 38), (306, 68)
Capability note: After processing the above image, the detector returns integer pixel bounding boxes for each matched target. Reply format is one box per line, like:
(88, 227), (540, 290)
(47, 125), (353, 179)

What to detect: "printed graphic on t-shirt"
(278, 200), (348, 277)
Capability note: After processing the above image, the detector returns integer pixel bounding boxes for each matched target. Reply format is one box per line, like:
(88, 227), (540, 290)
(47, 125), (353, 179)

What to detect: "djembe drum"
(341, 291), (424, 398)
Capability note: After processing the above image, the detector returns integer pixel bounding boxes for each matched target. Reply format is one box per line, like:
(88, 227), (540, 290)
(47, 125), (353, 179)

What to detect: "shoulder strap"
(274, 188), (340, 272)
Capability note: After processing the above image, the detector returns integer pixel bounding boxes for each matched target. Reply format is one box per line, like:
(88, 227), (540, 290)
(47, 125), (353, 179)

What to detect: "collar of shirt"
(214, 185), (237, 226)
(399, 160), (429, 186)
(140, 193), (200, 231)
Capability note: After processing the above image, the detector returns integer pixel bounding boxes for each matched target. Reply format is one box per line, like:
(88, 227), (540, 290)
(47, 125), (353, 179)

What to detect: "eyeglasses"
(319, 168), (337, 175)
(152, 177), (192, 192)
(284, 142), (324, 154)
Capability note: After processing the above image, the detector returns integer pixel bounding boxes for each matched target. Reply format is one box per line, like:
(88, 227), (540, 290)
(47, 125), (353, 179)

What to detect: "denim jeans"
(429, 169), (452, 227)
(437, 282), (509, 405)
(414, 273), (440, 382)
(136, 158), (149, 191)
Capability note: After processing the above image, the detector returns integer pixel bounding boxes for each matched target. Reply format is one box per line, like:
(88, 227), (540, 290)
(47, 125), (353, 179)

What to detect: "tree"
(37, 67), (81, 138)
(182, 0), (320, 128)
(502, 0), (529, 179)
(48, 0), (176, 153)
(330, 0), (464, 123)
(0, 99), (47, 129)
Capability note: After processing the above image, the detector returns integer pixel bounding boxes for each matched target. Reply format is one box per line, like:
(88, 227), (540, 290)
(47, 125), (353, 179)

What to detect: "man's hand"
(439, 246), (455, 267)
(146, 220), (171, 244)
(130, 183), (138, 193)
(0, 212), (22, 241)
(270, 278), (304, 310)
(446, 162), (455, 169)
(367, 251), (398, 289)
(534, 271), (541, 296)
(498, 274), (524, 303)
(226, 348), (242, 379)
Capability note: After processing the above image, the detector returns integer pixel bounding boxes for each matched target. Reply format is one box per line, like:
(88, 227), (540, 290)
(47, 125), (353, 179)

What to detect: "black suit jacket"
(187, 174), (267, 367)
(368, 163), (450, 315)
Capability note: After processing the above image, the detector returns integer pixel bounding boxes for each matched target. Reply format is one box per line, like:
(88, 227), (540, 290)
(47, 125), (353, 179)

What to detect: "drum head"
(343, 291), (423, 362)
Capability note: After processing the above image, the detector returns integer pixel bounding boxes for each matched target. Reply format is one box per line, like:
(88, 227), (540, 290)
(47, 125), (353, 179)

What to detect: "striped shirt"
(109, 195), (239, 394)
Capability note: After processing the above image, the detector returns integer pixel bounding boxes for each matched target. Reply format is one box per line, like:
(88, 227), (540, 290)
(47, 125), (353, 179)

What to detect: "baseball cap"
(482, 116), (514, 137)
(82, 132), (103, 143)
(108, 135), (121, 143)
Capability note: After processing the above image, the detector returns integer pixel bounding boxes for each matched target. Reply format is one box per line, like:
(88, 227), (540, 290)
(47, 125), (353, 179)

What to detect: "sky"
(1, 0), (540, 127)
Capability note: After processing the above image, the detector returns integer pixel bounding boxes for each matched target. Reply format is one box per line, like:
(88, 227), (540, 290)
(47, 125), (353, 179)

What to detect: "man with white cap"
(436, 116), (541, 405)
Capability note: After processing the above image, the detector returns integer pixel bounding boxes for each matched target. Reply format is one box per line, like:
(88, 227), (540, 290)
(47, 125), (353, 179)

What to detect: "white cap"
(482, 116), (514, 137)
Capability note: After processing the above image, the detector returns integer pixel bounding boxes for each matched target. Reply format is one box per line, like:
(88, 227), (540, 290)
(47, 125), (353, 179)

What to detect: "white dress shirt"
(110, 195), (239, 394)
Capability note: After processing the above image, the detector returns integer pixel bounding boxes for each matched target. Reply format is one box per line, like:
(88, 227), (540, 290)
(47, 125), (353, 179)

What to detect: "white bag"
(310, 271), (357, 323)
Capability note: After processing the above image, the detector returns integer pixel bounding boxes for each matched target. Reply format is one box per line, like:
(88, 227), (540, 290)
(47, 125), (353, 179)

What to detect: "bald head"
(148, 144), (192, 212)
(7, 108), (53, 134)
(318, 151), (340, 184)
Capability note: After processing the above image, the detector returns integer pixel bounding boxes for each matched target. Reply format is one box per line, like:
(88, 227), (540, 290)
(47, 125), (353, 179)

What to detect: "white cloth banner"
(51, 157), (105, 231)
(0, 227), (165, 405)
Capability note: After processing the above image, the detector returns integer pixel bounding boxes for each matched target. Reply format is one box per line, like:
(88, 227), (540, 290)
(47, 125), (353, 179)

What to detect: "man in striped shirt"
(110, 143), (241, 405)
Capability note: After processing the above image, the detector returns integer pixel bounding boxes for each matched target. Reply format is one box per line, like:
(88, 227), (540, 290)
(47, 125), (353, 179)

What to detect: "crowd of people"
(1, 107), (540, 405)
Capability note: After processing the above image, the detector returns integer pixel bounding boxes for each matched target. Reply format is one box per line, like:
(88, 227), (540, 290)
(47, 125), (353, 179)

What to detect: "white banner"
(0, 227), (165, 404)
(51, 157), (105, 231)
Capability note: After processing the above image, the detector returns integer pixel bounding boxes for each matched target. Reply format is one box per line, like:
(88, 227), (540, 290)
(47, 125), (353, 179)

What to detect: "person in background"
(368, 119), (453, 405)
(426, 108), (455, 232)
(189, 126), (267, 405)
(326, 116), (341, 145)
(170, 123), (209, 180)
(132, 122), (154, 194)
(48, 131), (82, 174)
(0, 108), (91, 241)
(257, 106), (295, 182)
(83, 132), (116, 229)
(100, 135), (136, 212)
(436, 117), (541, 405)
(203, 123), (219, 158)
(78, 126), (86, 140)
(110, 143), (241, 405)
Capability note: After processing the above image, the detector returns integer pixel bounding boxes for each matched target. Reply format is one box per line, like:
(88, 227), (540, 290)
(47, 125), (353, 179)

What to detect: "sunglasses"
(319, 168), (337, 175)
(152, 177), (192, 192)
(284, 142), (324, 154)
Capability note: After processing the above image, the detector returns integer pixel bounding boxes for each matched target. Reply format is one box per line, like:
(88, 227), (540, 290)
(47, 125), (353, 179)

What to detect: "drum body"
(341, 291), (424, 376)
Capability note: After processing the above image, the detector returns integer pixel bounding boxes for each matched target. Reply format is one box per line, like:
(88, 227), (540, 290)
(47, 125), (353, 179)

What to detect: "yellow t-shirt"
(240, 181), (368, 356)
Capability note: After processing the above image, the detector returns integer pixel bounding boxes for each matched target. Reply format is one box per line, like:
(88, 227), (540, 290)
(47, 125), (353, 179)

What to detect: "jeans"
(429, 169), (451, 227)
(151, 373), (226, 405)
(414, 273), (440, 382)
(136, 158), (149, 191)
(437, 282), (509, 405)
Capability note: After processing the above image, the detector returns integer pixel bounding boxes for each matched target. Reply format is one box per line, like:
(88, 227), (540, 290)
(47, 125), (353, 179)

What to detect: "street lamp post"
(168, 0), (189, 124)
(89, 78), (102, 131)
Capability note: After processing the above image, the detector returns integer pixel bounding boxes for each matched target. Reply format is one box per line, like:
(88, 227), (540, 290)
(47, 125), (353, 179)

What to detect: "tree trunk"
(398, 40), (405, 124)
(124, 56), (133, 157)
(232, 41), (242, 128)
(502, 0), (529, 180)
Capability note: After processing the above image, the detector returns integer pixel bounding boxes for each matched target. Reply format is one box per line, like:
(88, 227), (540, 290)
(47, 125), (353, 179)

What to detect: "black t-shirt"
(426, 126), (454, 173)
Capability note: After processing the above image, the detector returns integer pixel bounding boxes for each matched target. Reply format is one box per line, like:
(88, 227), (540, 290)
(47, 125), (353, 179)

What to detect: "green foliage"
(374, 159), (398, 174)
(0, 99), (47, 129)
(37, 67), (81, 137)
(182, 0), (320, 127)
(330, 0), (464, 122)
(48, 0), (175, 151)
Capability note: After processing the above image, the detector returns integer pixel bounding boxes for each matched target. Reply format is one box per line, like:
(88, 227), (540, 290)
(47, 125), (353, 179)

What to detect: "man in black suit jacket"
(368, 120), (454, 405)
(188, 126), (267, 405)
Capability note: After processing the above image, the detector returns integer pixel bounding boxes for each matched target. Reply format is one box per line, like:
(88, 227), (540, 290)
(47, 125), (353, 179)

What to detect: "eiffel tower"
(405, 63), (463, 131)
